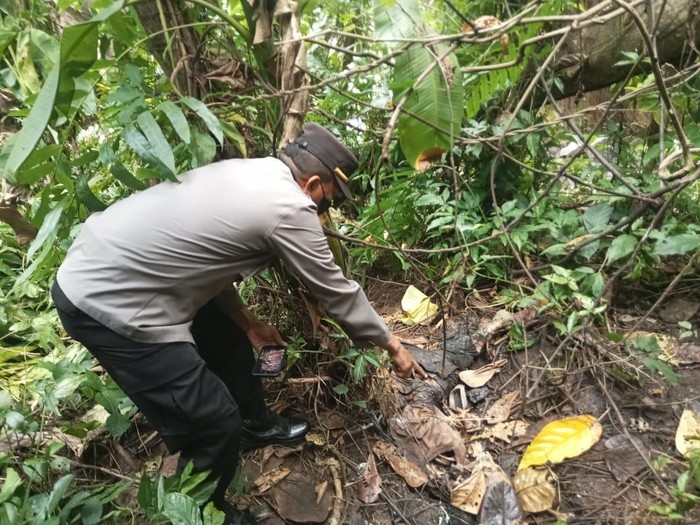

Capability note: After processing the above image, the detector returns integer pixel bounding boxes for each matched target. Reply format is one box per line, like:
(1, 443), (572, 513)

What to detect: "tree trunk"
(535, 0), (699, 102)
(133, 0), (204, 98)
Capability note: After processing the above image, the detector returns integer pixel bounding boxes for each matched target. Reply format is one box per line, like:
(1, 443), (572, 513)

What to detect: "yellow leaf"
(305, 432), (326, 446)
(513, 467), (556, 513)
(676, 409), (700, 457)
(400, 285), (438, 326)
(518, 415), (602, 470)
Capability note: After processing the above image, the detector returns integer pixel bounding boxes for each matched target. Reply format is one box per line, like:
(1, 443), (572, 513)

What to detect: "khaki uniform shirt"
(56, 157), (390, 346)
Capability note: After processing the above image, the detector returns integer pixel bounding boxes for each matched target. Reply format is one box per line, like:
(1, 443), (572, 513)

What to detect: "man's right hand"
(382, 334), (427, 379)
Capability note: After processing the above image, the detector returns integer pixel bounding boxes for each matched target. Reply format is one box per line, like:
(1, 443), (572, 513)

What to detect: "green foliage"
(338, 347), (387, 383)
(650, 451), (700, 521)
(0, 470), (128, 525)
(137, 462), (223, 525)
(375, 0), (464, 169)
(629, 336), (682, 386)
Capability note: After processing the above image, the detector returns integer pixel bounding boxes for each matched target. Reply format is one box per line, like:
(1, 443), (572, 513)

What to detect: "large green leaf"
(582, 203), (613, 233)
(99, 140), (147, 190)
(75, 174), (108, 212)
(374, 0), (425, 47)
(0, 467), (21, 504)
(137, 111), (176, 173)
(159, 101), (191, 145)
(606, 234), (637, 263)
(376, 0), (463, 170)
(26, 202), (64, 260)
(2, 0), (124, 183)
(162, 493), (202, 525)
(0, 16), (19, 57)
(180, 96), (224, 146)
(123, 123), (177, 182)
(393, 44), (464, 170)
(653, 233), (700, 256)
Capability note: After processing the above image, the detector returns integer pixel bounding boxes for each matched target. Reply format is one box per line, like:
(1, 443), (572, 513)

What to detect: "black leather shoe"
(240, 411), (310, 450)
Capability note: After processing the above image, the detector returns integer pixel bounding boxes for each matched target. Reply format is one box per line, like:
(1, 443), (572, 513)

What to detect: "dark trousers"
(51, 282), (265, 504)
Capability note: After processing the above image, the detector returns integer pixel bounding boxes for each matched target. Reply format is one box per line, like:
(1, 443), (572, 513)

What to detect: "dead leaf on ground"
(513, 467), (556, 513)
(519, 415), (603, 470)
(451, 466), (487, 514)
(389, 405), (468, 465)
(372, 441), (429, 488)
(451, 443), (502, 514)
(676, 407), (700, 457)
(678, 343), (700, 365)
(319, 411), (345, 431)
(254, 467), (291, 493)
(401, 335), (429, 346)
(480, 480), (524, 525)
(660, 298), (700, 323)
(459, 359), (508, 388)
(485, 391), (519, 424)
(358, 452), (382, 504)
(471, 420), (529, 444)
(270, 470), (333, 524)
(452, 442), (514, 516)
(315, 480), (328, 505)
(603, 434), (651, 482)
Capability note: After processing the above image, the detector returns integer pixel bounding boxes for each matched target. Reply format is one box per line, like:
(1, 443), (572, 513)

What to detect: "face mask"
(317, 184), (332, 216)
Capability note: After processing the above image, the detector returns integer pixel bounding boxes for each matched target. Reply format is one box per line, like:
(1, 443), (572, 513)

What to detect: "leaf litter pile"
(222, 283), (700, 525)
(49, 284), (700, 524)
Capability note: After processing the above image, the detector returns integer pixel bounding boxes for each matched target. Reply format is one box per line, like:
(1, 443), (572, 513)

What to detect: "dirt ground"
(96, 279), (700, 524)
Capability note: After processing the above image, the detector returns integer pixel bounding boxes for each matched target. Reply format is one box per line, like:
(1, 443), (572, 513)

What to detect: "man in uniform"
(52, 123), (426, 523)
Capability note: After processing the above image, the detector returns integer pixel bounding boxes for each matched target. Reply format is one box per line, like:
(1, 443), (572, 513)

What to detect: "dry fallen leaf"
(319, 411), (345, 431)
(660, 298), (700, 323)
(315, 480), (328, 505)
(676, 408), (700, 457)
(485, 391), (519, 424)
(471, 420), (529, 444)
(480, 310), (514, 336)
(452, 442), (513, 516)
(513, 467), (556, 513)
(604, 434), (651, 483)
(254, 467), (291, 493)
(372, 440), (429, 488)
(451, 467), (487, 514)
(389, 405), (468, 465)
(459, 359), (508, 388)
(519, 415), (603, 470)
(358, 452), (382, 504)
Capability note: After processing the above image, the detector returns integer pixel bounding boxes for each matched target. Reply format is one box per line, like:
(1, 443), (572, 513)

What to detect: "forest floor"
(95, 279), (700, 524)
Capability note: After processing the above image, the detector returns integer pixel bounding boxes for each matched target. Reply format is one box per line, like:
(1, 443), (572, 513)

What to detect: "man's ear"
(301, 174), (322, 193)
